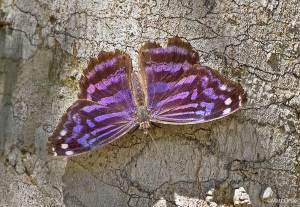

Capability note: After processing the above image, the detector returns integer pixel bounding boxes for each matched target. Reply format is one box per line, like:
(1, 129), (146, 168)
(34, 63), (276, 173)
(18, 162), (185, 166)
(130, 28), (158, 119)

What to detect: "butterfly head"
(136, 106), (151, 132)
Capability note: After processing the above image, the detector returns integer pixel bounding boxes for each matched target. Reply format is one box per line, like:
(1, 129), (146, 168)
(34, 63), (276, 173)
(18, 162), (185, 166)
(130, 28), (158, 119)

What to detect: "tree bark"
(0, 0), (299, 206)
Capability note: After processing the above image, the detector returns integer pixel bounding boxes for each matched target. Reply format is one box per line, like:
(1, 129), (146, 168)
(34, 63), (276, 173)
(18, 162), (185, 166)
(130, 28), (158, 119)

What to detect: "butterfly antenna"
(146, 130), (169, 169)
(146, 130), (160, 153)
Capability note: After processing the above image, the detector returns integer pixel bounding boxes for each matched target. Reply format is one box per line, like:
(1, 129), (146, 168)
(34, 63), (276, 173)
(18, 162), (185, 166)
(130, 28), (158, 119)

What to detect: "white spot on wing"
(223, 108), (231, 115)
(225, 98), (232, 105)
(53, 152), (57, 156)
(60, 129), (67, 136)
(72, 114), (78, 121)
(52, 147), (55, 151)
(220, 84), (227, 91)
(61, 144), (68, 149)
(65, 151), (74, 156)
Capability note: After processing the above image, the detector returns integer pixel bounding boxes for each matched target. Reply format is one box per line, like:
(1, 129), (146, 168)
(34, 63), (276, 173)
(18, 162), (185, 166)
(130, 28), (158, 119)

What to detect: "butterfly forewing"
(79, 51), (136, 111)
(48, 51), (137, 156)
(139, 37), (246, 124)
(139, 37), (199, 110)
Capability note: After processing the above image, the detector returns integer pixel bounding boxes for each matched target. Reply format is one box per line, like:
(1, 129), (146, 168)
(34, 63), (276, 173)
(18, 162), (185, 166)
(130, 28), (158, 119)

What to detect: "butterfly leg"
(139, 121), (151, 134)
(129, 124), (140, 135)
(150, 122), (162, 129)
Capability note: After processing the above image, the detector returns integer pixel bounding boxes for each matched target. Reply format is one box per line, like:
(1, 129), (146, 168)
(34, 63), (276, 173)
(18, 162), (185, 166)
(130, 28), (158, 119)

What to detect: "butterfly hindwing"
(48, 51), (137, 156)
(48, 100), (136, 156)
(139, 37), (246, 124)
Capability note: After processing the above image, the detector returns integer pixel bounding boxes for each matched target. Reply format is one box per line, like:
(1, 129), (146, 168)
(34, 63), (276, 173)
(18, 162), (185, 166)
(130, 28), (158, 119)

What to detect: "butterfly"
(48, 37), (247, 156)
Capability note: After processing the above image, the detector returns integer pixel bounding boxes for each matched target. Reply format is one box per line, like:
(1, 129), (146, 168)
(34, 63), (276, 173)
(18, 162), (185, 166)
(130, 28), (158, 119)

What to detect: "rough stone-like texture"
(0, 0), (299, 206)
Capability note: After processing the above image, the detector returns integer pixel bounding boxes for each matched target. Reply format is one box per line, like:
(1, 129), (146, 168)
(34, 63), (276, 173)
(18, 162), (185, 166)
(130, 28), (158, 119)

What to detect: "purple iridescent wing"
(139, 37), (246, 124)
(48, 51), (137, 156)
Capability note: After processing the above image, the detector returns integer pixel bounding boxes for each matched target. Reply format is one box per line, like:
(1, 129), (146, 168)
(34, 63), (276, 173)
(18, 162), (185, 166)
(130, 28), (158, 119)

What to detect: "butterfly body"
(135, 105), (151, 130)
(48, 37), (246, 157)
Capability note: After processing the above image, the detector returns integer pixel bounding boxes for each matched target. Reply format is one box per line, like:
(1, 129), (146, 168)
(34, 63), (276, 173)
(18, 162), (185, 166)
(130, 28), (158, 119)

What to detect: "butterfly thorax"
(136, 106), (151, 131)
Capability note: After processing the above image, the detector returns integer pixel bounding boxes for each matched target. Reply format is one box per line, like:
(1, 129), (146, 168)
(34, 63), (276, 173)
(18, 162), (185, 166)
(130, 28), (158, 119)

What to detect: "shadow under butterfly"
(48, 37), (247, 157)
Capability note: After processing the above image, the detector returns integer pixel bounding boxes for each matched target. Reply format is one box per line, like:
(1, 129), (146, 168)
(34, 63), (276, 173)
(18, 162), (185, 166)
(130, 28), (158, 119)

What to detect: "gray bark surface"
(0, 0), (299, 206)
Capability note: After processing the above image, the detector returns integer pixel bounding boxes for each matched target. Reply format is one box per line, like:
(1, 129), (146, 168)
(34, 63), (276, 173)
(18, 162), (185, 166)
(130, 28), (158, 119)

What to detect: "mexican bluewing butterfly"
(48, 37), (246, 156)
